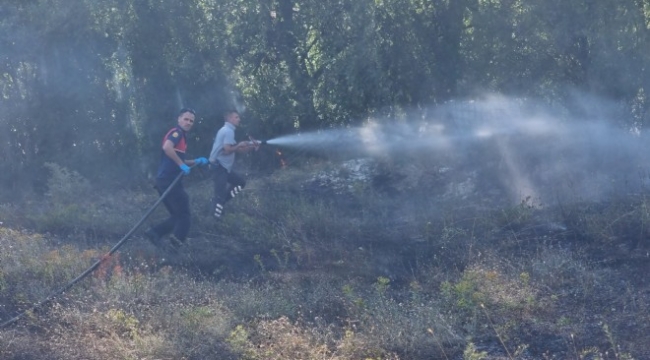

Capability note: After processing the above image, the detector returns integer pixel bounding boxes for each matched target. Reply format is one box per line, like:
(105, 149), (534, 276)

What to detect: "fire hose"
(0, 170), (186, 328)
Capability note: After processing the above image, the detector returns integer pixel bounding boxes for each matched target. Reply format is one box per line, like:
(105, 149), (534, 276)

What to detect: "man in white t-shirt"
(208, 110), (256, 218)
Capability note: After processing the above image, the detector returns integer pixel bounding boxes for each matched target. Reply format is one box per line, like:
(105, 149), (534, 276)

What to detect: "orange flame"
(276, 150), (287, 168)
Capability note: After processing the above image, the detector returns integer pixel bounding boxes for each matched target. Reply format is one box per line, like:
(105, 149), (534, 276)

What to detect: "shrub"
(0, 227), (94, 314)
(43, 162), (92, 205)
(227, 316), (400, 360)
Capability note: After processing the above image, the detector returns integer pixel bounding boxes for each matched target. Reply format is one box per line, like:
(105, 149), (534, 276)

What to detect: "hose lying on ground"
(0, 171), (184, 329)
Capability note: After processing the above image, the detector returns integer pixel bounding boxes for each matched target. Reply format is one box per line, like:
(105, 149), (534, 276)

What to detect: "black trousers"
(152, 178), (191, 242)
(211, 163), (246, 208)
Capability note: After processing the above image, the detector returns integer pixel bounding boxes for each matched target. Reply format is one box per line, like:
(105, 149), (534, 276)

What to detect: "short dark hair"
(179, 107), (196, 116)
(223, 109), (238, 118)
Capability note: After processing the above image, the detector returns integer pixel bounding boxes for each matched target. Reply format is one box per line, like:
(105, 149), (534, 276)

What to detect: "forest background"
(3, 0), (650, 190)
(2, 0), (650, 359)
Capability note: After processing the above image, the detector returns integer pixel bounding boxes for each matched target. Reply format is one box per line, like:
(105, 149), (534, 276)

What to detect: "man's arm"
(162, 139), (198, 166)
(223, 141), (254, 155)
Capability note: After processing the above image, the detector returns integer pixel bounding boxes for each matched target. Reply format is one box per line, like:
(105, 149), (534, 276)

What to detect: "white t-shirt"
(209, 122), (237, 172)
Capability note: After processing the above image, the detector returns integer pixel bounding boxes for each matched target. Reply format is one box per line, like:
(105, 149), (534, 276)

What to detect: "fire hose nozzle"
(246, 136), (266, 150)
(248, 136), (268, 145)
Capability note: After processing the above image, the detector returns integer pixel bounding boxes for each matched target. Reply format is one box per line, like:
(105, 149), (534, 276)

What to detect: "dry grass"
(1, 162), (649, 359)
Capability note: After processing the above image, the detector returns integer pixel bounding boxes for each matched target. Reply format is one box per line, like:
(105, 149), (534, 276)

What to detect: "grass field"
(1, 161), (649, 359)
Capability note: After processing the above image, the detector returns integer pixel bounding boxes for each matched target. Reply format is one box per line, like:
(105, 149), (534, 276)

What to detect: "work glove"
(179, 163), (191, 175)
(194, 157), (209, 166)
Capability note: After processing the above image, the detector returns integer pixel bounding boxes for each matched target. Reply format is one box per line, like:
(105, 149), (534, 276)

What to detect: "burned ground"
(1, 152), (650, 359)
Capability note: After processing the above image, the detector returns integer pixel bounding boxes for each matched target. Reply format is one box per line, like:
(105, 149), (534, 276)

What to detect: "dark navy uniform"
(150, 126), (191, 244)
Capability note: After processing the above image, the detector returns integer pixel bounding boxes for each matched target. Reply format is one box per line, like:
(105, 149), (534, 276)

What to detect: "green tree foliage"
(2, 0), (650, 198)
(464, 0), (650, 108)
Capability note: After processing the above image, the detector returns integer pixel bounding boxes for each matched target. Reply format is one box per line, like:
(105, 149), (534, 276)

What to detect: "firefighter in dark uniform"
(145, 108), (208, 249)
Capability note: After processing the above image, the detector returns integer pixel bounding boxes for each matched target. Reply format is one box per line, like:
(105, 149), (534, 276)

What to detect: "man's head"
(177, 108), (196, 131)
(224, 110), (241, 127)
